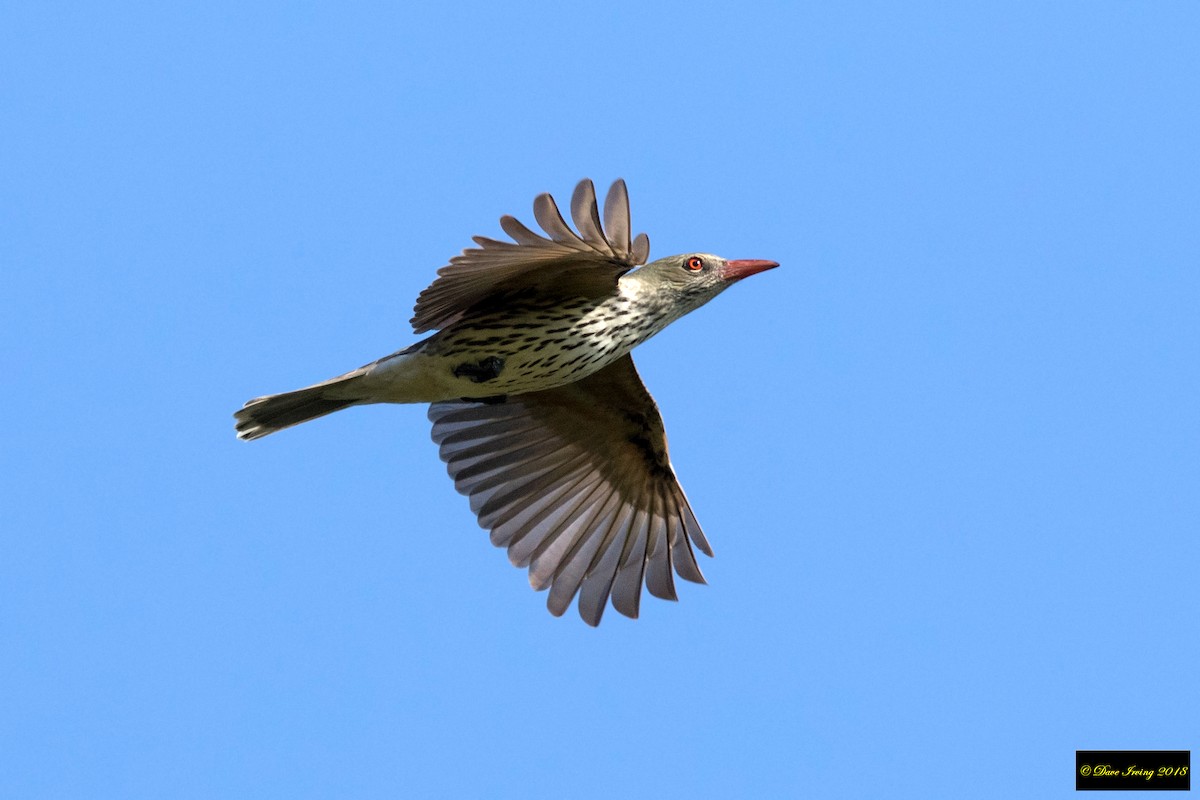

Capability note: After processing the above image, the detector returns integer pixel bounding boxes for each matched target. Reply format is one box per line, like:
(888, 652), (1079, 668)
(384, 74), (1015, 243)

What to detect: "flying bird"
(235, 179), (777, 625)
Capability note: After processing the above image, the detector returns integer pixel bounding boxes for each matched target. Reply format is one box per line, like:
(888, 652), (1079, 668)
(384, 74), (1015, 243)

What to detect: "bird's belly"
(444, 334), (629, 395)
(421, 301), (654, 398)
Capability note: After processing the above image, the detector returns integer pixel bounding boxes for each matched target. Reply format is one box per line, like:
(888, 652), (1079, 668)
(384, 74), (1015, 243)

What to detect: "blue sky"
(3, 2), (1197, 798)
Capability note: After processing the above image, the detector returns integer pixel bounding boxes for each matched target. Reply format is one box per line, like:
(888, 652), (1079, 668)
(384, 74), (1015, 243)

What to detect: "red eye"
(685, 256), (704, 272)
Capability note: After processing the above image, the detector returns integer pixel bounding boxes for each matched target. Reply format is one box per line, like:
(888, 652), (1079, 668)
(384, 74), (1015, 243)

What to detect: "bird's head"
(629, 253), (779, 319)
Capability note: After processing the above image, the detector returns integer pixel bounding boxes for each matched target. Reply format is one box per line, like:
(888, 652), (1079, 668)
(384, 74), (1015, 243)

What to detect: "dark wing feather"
(428, 355), (710, 625)
(602, 178), (632, 256)
(411, 179), (651, 333)
(570, 179), (610, 253)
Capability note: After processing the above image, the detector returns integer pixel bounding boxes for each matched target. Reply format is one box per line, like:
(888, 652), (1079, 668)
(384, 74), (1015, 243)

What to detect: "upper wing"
(411, 179), (651, 333)
(428, 355), (711, 625)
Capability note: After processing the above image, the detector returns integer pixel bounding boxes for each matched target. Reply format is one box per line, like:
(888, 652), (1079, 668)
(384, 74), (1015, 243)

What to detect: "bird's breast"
(421, 293), (666, 397)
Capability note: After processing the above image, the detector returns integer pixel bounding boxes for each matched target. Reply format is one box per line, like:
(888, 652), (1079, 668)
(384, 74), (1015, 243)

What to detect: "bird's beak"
(721, 259), (780, 281)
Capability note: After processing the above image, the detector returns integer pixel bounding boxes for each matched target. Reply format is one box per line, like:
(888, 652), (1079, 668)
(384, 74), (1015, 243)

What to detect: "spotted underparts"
(452, 356), (505, 383)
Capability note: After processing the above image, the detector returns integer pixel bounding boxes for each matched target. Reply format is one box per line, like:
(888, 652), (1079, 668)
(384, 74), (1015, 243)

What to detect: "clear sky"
(3, 2), (1197, 798)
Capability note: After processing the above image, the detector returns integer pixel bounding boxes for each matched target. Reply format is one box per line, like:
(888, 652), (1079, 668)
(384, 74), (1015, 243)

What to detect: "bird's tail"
(234, 372), (367, 440)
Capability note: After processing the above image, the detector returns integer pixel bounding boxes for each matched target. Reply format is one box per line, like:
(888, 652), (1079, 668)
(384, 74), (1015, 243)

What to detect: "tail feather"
(235, 375), (364, 440)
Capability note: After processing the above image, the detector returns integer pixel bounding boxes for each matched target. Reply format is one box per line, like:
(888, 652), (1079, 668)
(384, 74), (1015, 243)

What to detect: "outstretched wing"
(412, 179), (652, 333)
(428, 354), (711, 625)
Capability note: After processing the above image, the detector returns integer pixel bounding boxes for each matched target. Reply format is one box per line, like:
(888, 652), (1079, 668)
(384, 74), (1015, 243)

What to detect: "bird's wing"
(428, 354), (711, 625)
(412, 179), (652, 333)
